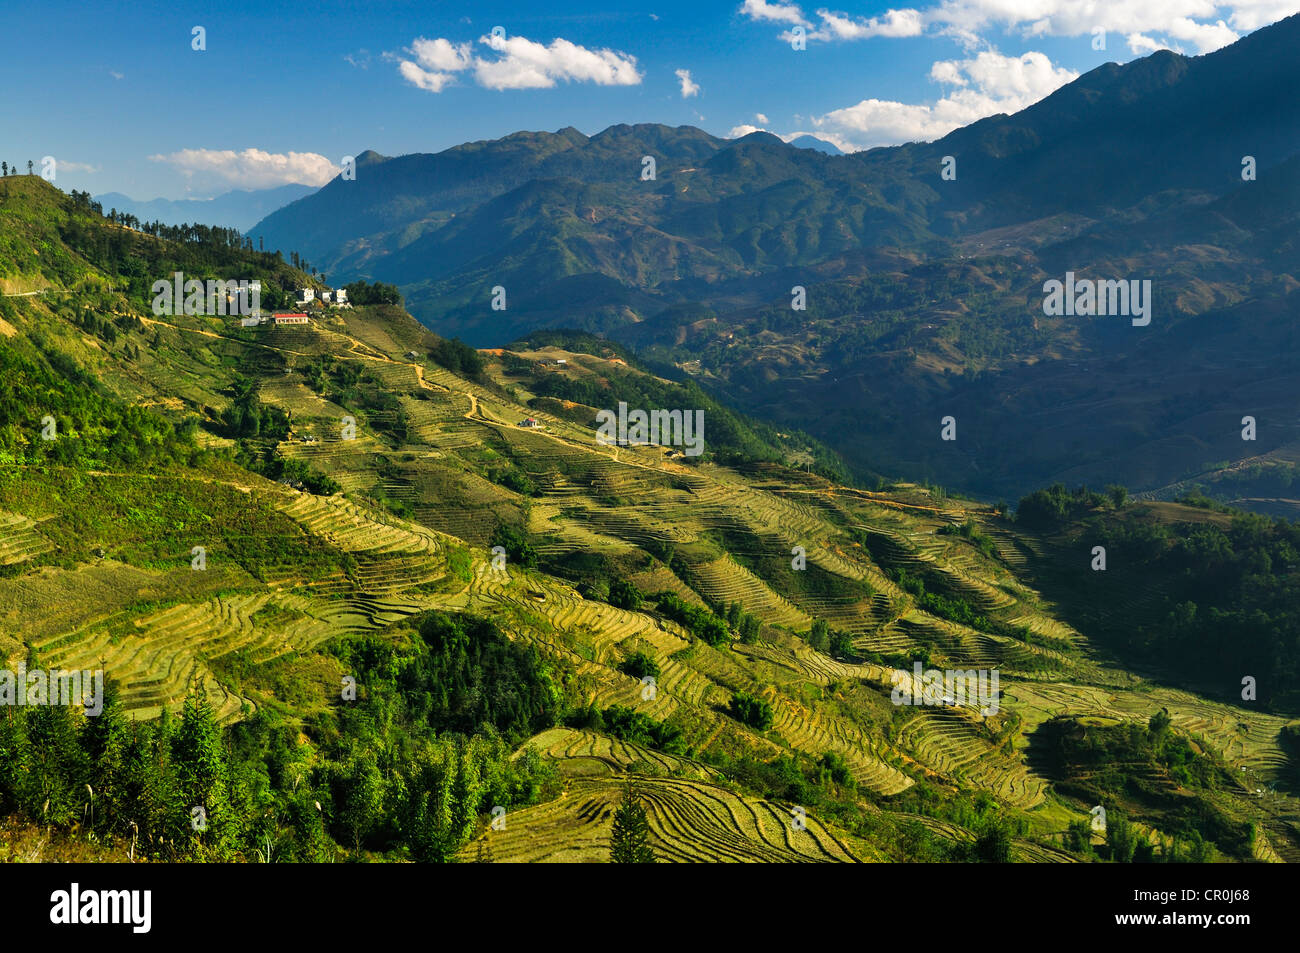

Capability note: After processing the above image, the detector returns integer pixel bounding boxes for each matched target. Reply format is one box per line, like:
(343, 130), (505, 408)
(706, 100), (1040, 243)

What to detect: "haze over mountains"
(251, 12), (1300, 509)
(98, 183), (315, 232)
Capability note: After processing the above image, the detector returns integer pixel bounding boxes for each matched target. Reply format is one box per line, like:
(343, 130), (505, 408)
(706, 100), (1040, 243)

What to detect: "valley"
(248, 14), (1300, 509)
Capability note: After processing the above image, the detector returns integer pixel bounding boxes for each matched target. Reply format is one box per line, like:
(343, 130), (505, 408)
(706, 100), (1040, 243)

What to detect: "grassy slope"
(0, 175), (1295, 862)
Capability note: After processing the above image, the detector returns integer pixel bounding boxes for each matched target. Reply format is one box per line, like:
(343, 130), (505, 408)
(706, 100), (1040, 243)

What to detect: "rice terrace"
(1, 1), (1299, 902)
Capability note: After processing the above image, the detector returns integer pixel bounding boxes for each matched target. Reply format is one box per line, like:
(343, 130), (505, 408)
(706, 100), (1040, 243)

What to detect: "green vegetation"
(609, 578), (643, 611)
(524, 361), (846, 477)
(488, 465), (537, 497)
(609, 781), (656, 863)
(654, 592), (730, 647)
(234, 444), (341, 495)
(722, 601), (762, 643)
(568, 705), (685, 755)
(0, 338), (200, 469)
(0, 653), (557, 862)
(299, 357), (408, 444)
(0, 465), (348, 578)
(342, 281), (402, 306)
(808, 618), (855, 659)
(1035, 712), (1248, 861)
(937, 518), (999, 560)
(222, 374), (290, 440)
(508, 329), (639, 365)
(0, 172), (1294, 864)
(490, 522), (539, 570)
(338, 612), (563, 743)
(428, 337), (485, 381)
(890, 566), (995, 631)
(617, 651), (659, 682)
(728, 691), (774, 731)
(1015, 484), (1110, 530)
(1034, 498), (1300, 711)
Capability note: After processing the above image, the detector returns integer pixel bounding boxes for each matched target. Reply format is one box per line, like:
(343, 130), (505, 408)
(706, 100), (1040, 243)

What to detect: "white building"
(295, 288), (315, 305)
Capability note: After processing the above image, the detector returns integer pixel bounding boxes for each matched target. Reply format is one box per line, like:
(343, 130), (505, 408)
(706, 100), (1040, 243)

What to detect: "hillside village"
(236, 285), (350, 327)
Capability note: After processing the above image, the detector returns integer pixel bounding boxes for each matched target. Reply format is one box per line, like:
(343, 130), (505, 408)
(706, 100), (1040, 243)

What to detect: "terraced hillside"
(1, 179), (1295, 861)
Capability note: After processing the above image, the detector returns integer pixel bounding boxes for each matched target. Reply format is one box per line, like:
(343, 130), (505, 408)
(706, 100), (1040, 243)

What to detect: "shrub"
(729, 691), (773, 730)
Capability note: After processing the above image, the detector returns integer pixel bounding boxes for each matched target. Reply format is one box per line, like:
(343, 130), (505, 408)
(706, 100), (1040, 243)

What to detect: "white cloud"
(1228, 0), (1300, 29)
(55, 160), (100, 174)
(739, 0), (810, 26)
(109, 70), (123, 80)
(676, 68), (700, 97)
(788, 130), (859, 151)
(412, 37), (473, 71)
(925, 0), (1276, 53)
(741, 0), (1298, 53)
(725, 124), (855, 152)
(813, 50), (1077, 149)
(399, 60), (458, 92)
(148, 149), (341, 189)
(1166, 16), (1240, 50)
(755, 112), (770, 123)
(929, 60), (966, 84)
(474, 33), (642, 90)
(396, 32), (642, 92)
(810, 8), (925, 40)
(1127, 32), (1174, 53)
(395, 37), (473, 90)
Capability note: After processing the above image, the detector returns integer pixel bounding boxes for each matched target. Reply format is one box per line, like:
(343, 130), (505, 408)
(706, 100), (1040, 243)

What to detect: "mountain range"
(98, 183), (316, 232)
(250, 13), (1300, 510)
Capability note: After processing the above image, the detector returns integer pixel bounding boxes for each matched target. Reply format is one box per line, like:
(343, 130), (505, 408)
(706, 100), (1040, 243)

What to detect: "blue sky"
(0, 0), (1293, 200)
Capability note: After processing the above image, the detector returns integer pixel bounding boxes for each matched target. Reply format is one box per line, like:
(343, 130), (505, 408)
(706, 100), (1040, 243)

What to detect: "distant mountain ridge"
(787, 135), (842, 154)
(249, 12), (1300, 505)
(97, 183), (316, 231)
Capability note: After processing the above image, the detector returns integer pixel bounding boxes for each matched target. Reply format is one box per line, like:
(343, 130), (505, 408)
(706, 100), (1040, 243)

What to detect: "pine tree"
(610, 780), (656, 863)
(79, 677), (129, 835)
(172, 687), (231, 856)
